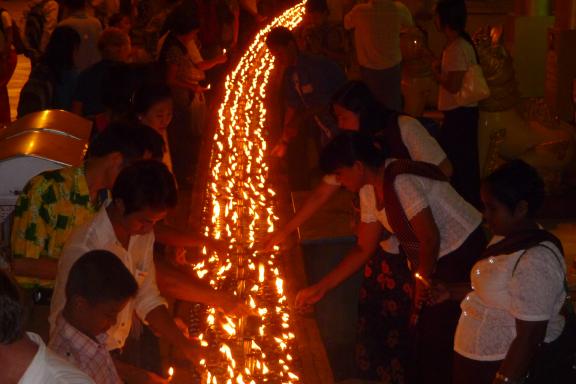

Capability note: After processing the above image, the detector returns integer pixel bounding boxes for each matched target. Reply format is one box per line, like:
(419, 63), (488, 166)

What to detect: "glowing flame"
(190, 2), (305, 383)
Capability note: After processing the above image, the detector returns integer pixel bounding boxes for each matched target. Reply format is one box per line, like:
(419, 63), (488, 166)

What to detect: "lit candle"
(414, 272), (431, 288)
(168, 366), (174, 382)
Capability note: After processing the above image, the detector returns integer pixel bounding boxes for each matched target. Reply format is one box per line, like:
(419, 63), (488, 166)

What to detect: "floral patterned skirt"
(356, 246), (414, 383)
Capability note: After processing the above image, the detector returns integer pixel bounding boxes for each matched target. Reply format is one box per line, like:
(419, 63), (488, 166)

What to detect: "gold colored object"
(0, 110), (92, 142)
(0, 131), (87, 167)
(483, 128), (506, 177)
(474, 27), (520, 112)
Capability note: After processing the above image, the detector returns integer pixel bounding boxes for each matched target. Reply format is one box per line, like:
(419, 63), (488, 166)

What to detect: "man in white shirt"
(344, 0), (404, 111)
(0, 270), (94, 384)
(50, 160), (201, 367)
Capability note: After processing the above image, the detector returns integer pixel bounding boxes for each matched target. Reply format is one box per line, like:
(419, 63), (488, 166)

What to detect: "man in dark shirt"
(266, 26), (346, 158)
(71, 27), (131, 119)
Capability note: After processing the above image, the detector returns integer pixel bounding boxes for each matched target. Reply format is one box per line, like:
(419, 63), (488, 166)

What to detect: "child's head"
(112, 160), (177, 235)
(65, 250), (138, 337)
(132, 83), (173, 133)
(481, 160), (545, 236)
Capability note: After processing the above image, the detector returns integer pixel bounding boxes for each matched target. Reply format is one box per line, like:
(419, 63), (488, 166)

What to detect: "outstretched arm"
(264, 180), (340, 250)
(295, 221), (382, 308)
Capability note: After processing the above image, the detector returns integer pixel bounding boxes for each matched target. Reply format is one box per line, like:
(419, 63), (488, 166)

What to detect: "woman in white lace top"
(433, 160), (568, 384)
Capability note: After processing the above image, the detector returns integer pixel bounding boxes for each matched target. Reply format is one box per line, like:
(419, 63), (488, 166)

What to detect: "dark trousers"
(360, 63), (402, 112)
(412, 226), (487, 384)
(441, 107), (481, 209)
(453, 353), (501, 384)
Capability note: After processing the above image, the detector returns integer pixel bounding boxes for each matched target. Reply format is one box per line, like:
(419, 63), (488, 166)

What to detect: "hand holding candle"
(414, 272), (431, 288)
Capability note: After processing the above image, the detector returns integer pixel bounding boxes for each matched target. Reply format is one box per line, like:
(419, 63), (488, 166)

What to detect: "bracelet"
(494, 372), (524, 384)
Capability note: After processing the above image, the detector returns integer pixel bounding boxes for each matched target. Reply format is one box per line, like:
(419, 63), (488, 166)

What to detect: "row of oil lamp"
(174, 2), (308, 383)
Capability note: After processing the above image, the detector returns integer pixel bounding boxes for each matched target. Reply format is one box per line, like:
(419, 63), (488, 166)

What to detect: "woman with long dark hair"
(266, 81), (451, 248)
(17, 26), (81, 117)
(434, 0), (481, 208)
(296, 132), (485, 383)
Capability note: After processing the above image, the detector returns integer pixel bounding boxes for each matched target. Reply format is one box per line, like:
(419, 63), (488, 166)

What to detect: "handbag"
(455, 64), (490, 106)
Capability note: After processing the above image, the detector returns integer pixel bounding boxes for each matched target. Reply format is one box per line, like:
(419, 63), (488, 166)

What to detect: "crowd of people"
(0, 0), (574, 383)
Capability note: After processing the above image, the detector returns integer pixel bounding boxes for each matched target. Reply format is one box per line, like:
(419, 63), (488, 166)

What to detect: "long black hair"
(331, 80), (397, 136)
(320, 131), (387, 174)
(483, 160), (545, 218)
(435, 0), (479, 61)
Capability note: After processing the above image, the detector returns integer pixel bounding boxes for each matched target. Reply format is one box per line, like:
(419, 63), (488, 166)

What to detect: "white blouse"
(438, 37), (478, 111)
(359, 160), (481, 254)
(454, 238), (566, 361)
(19, 333), (94, 384)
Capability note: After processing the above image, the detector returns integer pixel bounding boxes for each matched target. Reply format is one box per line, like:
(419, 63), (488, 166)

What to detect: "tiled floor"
(4, 0), (31, 122)
(7, 55), (31, 121)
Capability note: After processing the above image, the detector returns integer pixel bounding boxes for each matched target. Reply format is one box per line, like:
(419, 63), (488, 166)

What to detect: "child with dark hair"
(0, 270), (93, 383)
(297, 131), (485, 383)
(435, 160), (569, 384)
(131, 82), (174, 170)
(50, 159), (249, 374)
(49, 250), (148, 383)
(50, 160), (202, 373)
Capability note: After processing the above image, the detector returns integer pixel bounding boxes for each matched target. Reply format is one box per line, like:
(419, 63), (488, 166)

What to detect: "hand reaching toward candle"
(295, 284), (326, 312)
(270, 141), (288, 158)
(262, 229), (289, 251)
(178, 340), (204, 368)
(202, 237), (230, 254)
(217, 293), (257, 317)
